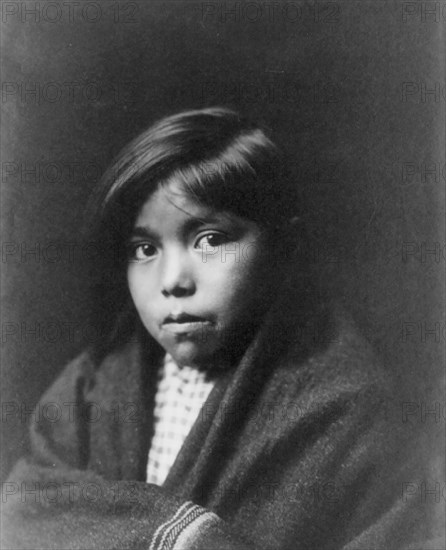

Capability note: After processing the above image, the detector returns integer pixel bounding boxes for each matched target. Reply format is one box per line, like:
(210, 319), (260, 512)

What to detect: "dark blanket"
(2, 296), (432, 549)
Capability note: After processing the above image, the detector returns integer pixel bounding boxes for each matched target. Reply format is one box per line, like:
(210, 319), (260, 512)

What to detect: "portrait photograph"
(1, 1), (445, 548)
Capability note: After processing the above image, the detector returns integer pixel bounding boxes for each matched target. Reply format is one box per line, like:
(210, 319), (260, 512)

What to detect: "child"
(4, 108), (425, 549)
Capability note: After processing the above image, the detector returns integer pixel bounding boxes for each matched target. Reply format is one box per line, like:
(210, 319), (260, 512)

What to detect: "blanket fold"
(3, 300), (429, 550)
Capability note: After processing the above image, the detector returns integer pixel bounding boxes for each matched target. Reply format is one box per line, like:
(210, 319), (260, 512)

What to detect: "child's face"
(127, 181), (276, 370)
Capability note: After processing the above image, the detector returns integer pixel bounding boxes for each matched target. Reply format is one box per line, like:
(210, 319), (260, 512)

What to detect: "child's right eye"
(128, 243), (157, 262)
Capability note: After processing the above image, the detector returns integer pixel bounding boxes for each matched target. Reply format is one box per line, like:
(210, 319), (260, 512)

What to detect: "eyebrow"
(129, 214), (224, 240)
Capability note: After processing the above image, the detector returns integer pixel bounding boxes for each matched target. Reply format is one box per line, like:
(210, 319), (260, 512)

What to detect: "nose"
(160, 248), (196, 298)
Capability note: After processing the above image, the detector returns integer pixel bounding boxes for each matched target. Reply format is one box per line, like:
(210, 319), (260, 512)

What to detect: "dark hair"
(86, 107), (304, 361)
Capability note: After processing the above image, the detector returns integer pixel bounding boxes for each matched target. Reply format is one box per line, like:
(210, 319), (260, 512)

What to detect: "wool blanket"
(2, 293), (432, 549)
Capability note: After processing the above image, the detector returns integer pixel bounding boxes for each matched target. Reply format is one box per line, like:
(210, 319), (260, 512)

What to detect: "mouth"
(161, 313), (214, 335)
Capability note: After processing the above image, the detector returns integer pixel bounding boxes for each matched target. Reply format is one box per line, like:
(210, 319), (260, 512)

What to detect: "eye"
(127, 242), (157, 262)
(194, 232), (229, 250)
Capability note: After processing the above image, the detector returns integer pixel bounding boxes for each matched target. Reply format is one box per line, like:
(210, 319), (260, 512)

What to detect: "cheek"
(206, 256), (266, 303)
(228, 248), (275, 303)
(127, 267), (139, 301)
(215, 239), (269, 281)
(240, 240), (264, 263)
(127, 268), (154, 310)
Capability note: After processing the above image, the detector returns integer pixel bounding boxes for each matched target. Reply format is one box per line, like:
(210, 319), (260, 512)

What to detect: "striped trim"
(149, 501), (218, 550)
(172, 511), (220, 550)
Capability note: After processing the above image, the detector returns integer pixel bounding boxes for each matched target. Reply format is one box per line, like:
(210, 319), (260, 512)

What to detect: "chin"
(167, 341), (229, 373)
(168, 342), (209, 368)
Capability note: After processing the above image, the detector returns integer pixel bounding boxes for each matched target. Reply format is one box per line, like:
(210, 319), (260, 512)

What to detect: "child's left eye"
(194, 233), (229, 250)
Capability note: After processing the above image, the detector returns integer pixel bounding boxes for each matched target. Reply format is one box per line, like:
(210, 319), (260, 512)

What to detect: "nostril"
(173, 288), (189, 298)
(161, 284), (195, 298)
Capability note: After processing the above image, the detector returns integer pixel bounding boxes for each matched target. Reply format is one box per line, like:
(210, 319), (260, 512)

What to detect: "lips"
(164, 313), (207, 324)
(161, 313), (213, 335)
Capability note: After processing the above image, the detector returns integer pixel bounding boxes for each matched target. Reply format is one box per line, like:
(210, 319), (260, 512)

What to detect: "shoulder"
(310, 305), (387, 387)
(30, 341), (148, 467)
(39, 340), (143, 402)
(272, 302), (393, 421)
(285, 301), (387, 377)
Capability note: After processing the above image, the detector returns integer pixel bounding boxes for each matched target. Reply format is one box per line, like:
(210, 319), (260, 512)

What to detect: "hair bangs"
(160, 129), (286, 226)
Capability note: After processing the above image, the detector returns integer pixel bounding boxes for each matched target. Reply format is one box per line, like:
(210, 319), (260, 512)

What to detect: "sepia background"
(1, 0), (444, 479)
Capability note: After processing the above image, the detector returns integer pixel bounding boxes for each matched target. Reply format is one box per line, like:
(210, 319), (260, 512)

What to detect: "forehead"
(133, 180), (228, 229)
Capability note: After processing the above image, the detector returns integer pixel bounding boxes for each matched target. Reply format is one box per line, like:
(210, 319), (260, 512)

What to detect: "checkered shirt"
(146, 354), (216, 486)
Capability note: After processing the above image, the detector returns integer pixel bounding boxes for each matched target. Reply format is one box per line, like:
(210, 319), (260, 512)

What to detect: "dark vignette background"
(1, 0), (444, 482)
